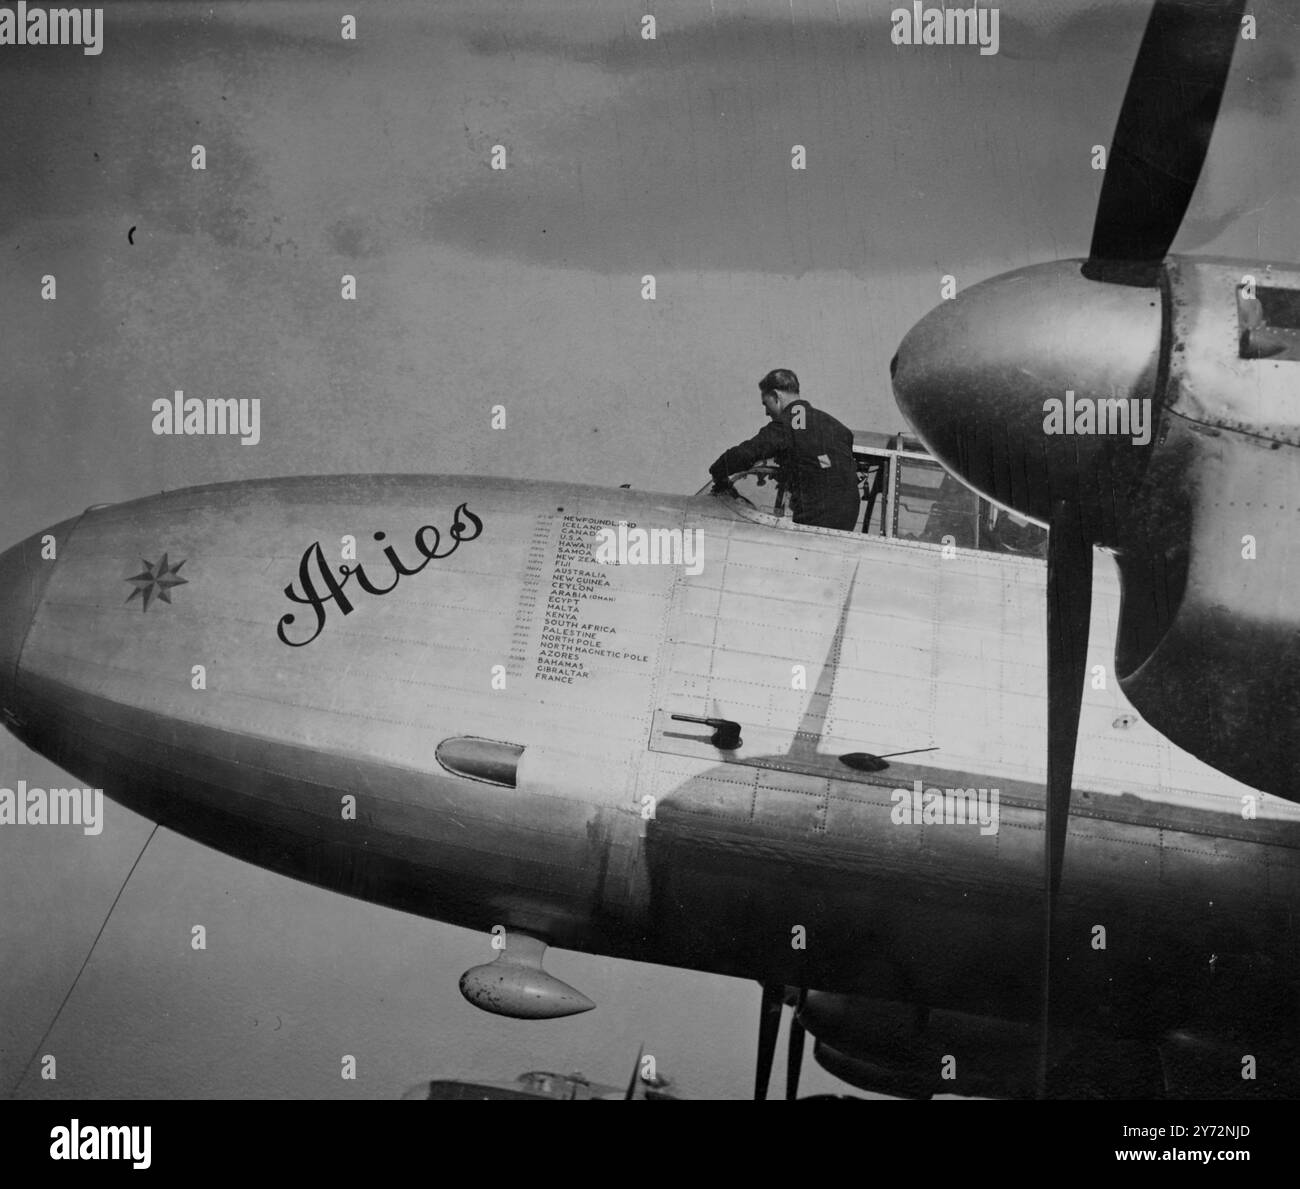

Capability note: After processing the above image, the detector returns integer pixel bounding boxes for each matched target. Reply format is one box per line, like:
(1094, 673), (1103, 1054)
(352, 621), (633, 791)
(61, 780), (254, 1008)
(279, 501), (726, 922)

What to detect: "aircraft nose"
(891, 259), (1163, 535)
(0, 518), (77, 723)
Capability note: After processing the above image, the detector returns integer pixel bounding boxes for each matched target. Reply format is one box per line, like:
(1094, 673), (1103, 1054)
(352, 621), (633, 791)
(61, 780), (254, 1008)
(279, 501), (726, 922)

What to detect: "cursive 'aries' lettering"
(277, 502), (484, 647)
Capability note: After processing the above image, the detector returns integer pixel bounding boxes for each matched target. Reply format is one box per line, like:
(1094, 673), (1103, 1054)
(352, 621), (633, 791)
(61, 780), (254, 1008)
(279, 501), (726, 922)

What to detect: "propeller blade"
(1038, 502), (1094, 1097)
(1084, 0), (1247, 283)
(755, 982), (783, 1101)
(624, 1044), (645, 1101)
(786, 1009), (806, 1100)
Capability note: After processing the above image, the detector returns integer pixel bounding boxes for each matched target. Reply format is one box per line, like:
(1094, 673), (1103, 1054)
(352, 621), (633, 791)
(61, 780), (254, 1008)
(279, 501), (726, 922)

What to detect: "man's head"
(758, 368), (800, 419)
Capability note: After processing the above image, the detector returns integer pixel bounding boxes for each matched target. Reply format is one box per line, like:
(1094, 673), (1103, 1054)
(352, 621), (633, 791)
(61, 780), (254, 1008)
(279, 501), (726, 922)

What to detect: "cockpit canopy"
(702, 430), (1048, 559)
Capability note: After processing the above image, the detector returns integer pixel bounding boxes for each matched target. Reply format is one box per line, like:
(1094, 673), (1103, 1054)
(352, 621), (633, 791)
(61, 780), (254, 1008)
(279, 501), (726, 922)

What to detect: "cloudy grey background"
(1, 0), (1296, 1099)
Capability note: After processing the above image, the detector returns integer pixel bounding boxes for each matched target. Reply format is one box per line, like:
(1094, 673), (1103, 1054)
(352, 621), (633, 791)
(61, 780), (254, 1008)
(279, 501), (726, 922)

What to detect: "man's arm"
(708, 421), (786, 486)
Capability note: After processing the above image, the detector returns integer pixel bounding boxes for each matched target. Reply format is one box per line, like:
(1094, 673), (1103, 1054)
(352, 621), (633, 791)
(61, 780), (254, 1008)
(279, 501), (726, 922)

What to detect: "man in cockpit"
(709, 368), (860, 531)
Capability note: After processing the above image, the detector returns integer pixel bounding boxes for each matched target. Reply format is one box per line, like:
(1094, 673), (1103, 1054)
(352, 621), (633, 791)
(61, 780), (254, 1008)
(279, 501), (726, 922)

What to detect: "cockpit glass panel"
(854, 452), (889, 536)
(979, 502), (1048, 558)
(729, 465), (790, 518)
(702, 449), (1047, 558)
(896, 458), (979, 547)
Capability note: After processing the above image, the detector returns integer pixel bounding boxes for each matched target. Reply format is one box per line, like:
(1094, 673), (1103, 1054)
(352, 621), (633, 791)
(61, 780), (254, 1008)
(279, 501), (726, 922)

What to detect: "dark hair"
(759, 368), (799, 395)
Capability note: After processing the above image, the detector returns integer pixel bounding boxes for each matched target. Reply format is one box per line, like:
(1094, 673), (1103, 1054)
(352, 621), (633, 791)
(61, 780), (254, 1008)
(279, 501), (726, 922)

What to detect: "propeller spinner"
(890, 0), (1248, 1096)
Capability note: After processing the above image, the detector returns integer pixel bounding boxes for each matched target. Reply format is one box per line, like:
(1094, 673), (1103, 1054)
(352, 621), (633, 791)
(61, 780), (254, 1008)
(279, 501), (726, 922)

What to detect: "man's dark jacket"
(709, 399), (860, 530)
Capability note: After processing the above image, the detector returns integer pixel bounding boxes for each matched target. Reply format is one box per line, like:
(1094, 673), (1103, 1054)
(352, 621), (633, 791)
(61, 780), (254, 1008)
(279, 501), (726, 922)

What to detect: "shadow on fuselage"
(638, 755), (1298, 1060)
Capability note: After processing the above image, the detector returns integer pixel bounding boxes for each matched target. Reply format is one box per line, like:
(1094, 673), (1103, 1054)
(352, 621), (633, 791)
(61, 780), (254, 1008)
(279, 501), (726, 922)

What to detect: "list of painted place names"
(506, 513), (555, 677)
(531, 514), (653, 685)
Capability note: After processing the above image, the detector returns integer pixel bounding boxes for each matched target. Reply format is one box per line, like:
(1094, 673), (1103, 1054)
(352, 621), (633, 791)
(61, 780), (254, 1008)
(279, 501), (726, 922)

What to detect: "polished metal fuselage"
(1, 473), (1295, 1031)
